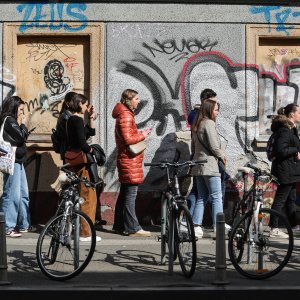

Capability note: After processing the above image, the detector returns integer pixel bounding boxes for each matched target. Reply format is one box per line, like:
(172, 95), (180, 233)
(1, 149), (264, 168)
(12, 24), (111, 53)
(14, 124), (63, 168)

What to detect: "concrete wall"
(0, 2), (299, 224)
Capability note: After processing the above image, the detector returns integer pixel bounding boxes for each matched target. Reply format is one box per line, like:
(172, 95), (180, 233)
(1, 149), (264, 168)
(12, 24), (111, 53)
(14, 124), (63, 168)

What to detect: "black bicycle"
(144, 159), (207, 278)
(36, 164), (97, 281)
(228, 163), (293, 279)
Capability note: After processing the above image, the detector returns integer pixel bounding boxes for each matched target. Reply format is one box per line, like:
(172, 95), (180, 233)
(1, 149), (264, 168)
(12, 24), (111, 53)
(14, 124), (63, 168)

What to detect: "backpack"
(266, 133), (277, 162)
(51, 112), (70, 156)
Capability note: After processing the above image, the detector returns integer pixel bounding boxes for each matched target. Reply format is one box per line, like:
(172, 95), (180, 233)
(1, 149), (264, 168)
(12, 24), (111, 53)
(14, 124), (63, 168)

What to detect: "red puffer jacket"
(112, 103), (145, 184)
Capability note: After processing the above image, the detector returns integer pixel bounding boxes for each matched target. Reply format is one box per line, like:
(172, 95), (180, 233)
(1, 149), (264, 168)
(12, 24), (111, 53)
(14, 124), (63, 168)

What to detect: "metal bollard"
(212, 212), (229, 285)
(0, 212), (11, 285)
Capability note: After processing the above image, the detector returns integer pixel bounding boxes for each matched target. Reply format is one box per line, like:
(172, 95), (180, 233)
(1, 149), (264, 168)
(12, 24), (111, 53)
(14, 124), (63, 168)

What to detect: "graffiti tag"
(250, 6), (300, 36)
(17, 3), (88, 33)
(143, 38), (218, 62)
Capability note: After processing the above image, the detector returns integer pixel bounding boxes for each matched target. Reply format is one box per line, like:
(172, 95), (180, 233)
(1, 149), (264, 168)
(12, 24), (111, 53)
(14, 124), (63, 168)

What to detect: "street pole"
(212, 212), (229, 285)
(0, 212), (11, 285)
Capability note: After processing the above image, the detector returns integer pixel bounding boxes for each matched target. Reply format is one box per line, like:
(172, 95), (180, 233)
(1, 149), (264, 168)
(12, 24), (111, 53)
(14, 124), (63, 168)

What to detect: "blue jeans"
(187, 177), (197, 214)
(187, 172), (228, 224)
(192, 176), (223, 226)
(113, 183), (142, 234)
(0, 163), (30, 231)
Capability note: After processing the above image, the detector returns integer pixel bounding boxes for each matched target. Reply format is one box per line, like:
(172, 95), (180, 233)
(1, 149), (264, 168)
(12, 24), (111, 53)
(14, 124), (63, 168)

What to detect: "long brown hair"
(192, 99), (219, 132)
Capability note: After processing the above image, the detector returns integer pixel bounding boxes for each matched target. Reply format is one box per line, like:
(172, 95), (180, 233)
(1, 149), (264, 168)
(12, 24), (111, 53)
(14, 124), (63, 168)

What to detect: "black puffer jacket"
(271, 115), (300, 184)
(2, 116), (29, 164)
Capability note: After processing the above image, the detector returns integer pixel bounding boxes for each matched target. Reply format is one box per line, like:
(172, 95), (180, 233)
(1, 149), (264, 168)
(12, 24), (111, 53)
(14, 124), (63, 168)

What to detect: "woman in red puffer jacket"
(112, 89), (152, 237)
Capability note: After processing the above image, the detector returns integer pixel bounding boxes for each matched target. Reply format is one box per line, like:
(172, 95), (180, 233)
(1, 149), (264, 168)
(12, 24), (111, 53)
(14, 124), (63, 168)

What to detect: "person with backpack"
(52, 91), (75, 160)
(65, 93), (102, 242)
(52, 92), (106, 226)
(270, 103), (300, 237)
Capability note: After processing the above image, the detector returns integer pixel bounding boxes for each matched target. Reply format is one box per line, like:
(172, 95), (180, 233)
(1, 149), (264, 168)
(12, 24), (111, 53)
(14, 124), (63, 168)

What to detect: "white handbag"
(0, 117), (16, 176)
(128, 140), (146, 155)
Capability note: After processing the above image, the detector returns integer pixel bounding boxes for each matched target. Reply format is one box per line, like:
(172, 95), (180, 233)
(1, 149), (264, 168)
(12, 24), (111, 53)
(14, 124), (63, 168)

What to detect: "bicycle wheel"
(36, 210), (96, 281)
(176, 204), (197, 278)
(228, 208), (293, 279)
(161, 195), (177, 264)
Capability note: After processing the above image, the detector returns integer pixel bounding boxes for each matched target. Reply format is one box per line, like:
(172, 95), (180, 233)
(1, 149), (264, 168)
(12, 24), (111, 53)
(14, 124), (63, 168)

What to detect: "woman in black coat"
(271, 103), (300, 237)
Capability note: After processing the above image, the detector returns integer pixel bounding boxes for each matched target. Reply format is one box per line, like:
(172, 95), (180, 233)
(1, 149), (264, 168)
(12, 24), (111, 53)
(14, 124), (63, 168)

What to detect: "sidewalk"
(2, 225), (300, 299)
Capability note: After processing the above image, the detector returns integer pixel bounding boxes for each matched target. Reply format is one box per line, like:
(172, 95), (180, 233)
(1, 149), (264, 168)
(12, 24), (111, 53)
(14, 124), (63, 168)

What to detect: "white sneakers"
(80, 236), (102, 242)
(128, 229), (151, 237)
(194, 226), (203, 238)
(213, 223), (231, 234)
(225, 223), (232, 231)
(270, 228), (289, 239)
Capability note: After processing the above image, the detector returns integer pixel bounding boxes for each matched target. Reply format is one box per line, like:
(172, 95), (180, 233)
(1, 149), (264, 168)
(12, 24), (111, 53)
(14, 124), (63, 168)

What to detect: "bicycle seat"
(238, 167), (252, 174)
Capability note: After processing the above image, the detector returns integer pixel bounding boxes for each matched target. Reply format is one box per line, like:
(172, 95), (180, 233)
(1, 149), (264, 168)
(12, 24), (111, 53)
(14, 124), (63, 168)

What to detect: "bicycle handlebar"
(246, 163), (279, 183)
(59, 164), (100, 188)
(144, 159), (207, 168)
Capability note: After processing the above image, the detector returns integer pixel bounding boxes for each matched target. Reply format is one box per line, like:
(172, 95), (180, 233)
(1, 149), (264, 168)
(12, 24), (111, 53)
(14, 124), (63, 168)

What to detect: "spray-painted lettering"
(17, 3), (88, 33)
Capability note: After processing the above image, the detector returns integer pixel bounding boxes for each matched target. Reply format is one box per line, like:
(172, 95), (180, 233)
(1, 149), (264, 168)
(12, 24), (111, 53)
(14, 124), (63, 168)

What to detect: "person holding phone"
(65, 93), (102, 242)
(112, 89), (152, 237)
(0, 96), (35, 237)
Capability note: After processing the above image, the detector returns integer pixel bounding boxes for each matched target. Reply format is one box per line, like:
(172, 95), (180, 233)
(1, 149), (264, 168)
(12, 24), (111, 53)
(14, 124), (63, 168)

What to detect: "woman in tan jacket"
(190, 99), (226, 238)
(112, 89), (152, 237)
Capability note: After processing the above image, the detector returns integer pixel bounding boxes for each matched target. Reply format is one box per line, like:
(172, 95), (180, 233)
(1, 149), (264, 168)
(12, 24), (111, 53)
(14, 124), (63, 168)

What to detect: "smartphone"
(28, 127), (36, 134)
(0, 147), (8, 154)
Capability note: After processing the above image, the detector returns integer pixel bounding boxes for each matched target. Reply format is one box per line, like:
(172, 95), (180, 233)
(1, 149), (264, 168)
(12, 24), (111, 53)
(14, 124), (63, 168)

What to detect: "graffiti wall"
(17, 35), (89, 136)
(0, 3), (299, 224)
(106, 23), (247, 192)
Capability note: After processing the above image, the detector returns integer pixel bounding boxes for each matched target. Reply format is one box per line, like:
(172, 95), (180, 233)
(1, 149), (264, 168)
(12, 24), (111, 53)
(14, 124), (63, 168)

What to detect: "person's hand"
(87, 104), (94, 114)
(21, 114), (26, 124)
(224, 157), (227, 166)
(18, 112), (26, 125)
(142, 128), (152, 138)
(87, 104), (99, 120)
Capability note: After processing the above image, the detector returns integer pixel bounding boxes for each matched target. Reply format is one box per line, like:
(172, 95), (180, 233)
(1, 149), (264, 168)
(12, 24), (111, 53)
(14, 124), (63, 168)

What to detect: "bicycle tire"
(176, 204), (197, 278)
(228, 207), (293, 279)
(161, 196), (177, 264)
(36, 210), (96, 281)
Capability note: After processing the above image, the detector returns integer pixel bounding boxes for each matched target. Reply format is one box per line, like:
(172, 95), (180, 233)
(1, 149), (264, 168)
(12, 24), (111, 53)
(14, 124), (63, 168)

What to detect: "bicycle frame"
(145, 159), (207, 276)
(233, 165), (275, 225)
(236, 164), (278, 264)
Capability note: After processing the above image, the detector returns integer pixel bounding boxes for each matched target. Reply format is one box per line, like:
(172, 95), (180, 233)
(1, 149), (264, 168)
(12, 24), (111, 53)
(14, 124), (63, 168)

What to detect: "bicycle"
(228, 163), (294, 279)
(36, 164), (97, 281)
(230, 163), (277, 228)
(144, 159), (207, 278)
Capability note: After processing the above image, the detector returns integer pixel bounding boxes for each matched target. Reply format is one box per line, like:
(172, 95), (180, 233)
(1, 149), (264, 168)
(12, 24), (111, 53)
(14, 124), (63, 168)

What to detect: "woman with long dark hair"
(0, 96), (32, 237)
